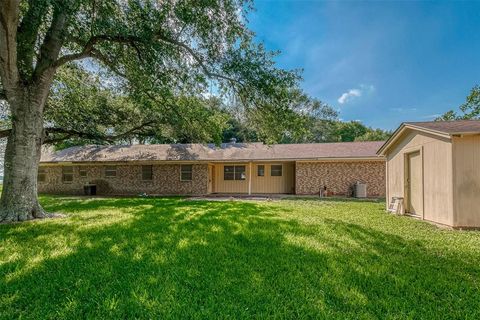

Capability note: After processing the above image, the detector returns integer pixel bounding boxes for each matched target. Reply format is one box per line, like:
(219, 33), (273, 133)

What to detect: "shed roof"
(404, 120), (480, 135)
(377, 120), (480, 155)
(40, 141), (385, 163)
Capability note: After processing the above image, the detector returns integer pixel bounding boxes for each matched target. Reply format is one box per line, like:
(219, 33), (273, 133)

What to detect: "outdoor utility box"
(354, 182), (367, 198)
(84, 185), (97, 196)
(388, 197), (404, 215)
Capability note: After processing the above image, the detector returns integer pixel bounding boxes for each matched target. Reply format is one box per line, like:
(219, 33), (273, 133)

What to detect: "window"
(180, 165), (193, 181)
(224, 165), (246, 180)
(62, 166), (73, 183)
(224, 165), (235, 180)
(235, 166), (246, 180)
(79, 168), (87, 177)
(142, 165), (153, 181)
(271, 165), (283, 177)
(257, 165), (265, 177)
(105, 166), (117, 177)
(38, 167), (46, 182)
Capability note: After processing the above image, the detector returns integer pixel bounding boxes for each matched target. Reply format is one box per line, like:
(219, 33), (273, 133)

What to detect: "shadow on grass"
(0, 196), (479, 319)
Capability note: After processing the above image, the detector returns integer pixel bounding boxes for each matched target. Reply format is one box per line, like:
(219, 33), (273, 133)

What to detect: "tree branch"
(16, 0), (49, 78)
(89, 49), (127, 78)
(44, 121), (156, 144)
(53, 34), (142, 69)
(53, 32), (243, 86)
(0, 0), (20, 93)
(0, 128), (10, 138)
(33, 6), (68, 80)
(154, 32), (242, 86)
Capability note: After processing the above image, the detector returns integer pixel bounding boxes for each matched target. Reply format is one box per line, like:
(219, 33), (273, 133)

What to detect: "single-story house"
(39, 141), (386, 197)
(377, 120), (480, 228)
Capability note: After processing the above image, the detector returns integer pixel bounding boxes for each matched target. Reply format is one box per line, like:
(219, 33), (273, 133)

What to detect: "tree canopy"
(42, 67), (390, 147)
(0, 0), (306, 144)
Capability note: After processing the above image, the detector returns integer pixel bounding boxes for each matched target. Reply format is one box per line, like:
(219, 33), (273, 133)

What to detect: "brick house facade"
(38, 164), (208, 195)
(295, 161), (385, 197)
(39, 142), (386, 197)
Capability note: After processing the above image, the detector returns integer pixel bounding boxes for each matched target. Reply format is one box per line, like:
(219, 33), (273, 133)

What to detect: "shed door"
(406, 151), (423, 215)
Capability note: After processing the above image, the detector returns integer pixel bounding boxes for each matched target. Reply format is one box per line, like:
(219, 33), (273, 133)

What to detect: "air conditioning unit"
(354, 182), (367, 198)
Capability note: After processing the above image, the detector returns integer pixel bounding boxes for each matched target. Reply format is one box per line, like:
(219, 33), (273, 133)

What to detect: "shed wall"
(386, 130), (453, 225)
(452, 135), (480, 227)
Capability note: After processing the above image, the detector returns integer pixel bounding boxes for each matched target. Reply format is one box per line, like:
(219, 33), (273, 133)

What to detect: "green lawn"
(1, 195), (480, 319)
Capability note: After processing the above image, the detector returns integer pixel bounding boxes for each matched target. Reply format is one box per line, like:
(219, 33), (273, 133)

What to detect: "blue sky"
(248, 0), (480, 130)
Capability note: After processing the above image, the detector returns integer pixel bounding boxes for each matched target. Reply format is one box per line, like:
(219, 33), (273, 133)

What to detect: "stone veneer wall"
(295, 161), (386, 197)
(38, 164), (208, 195)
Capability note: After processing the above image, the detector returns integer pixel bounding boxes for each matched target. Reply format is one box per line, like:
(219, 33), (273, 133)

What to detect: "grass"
(1, 195), (480, 319)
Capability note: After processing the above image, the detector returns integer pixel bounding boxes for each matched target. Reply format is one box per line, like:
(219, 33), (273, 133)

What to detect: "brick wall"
(38, 164), (208, 195)
(295, 161), (386, 197)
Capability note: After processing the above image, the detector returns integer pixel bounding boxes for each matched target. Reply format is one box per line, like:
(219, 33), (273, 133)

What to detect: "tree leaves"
(437, 85), (480, 121)
(44, 65), (231, 146)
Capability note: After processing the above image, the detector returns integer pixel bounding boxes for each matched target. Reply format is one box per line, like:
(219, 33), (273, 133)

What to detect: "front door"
(406, 151), (423, 215)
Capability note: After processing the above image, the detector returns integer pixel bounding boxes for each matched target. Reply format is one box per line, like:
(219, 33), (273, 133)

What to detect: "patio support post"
(248, 162), (252, 195)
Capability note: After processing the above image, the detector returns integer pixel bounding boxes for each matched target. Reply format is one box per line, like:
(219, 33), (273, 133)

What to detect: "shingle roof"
(40, 141), (385, 163)
(405, 120), (480, 134)
(377, 120), (480, 155)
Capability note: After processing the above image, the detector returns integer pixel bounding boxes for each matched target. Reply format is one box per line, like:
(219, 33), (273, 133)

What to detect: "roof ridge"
(405, 119), (480, 124)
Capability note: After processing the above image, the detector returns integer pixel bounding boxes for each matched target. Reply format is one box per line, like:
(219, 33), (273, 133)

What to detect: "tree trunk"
(0, 87), (46, 222)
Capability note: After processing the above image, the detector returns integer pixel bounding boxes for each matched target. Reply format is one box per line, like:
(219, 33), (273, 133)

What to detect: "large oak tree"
(0, 0), (302, 222)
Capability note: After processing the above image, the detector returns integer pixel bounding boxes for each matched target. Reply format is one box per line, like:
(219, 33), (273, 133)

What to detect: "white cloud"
(421, 114), (441, 120)
(338, 89), (362, 104)
(390, 107), (418, 114)
(337, 84), (375, 104)
(360, 84), (376, 93)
